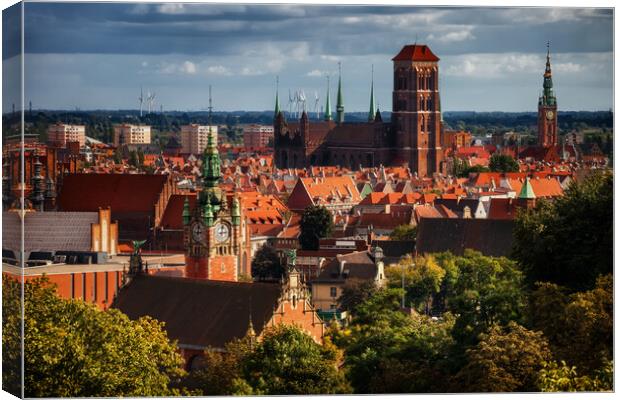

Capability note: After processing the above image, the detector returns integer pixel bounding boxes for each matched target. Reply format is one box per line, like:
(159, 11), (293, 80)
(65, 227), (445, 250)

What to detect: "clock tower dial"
(214, 222), (230, 243)
(191, 222), (205, 243)
(546, 110), (554, 120)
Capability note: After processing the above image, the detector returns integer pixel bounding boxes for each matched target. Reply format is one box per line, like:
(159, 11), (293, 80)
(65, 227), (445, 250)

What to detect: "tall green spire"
(324, 75), (332, 121)
(274, 76), (281, 119)
(336, 62), (344, 124)
(540, 42), (556, 107)
(201, 85), (222, 213)
(202, 127), (221, 188)
(368, 65), (376, 122)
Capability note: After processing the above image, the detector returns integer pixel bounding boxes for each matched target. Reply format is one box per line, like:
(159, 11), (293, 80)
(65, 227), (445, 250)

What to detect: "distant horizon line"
(2, 109), (613, 114)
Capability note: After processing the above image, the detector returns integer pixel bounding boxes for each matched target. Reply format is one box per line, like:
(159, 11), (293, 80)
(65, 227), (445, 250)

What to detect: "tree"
(338, 278), (379, 313)
(512, 172), (612, 291)
(341, 288), (455, 393)
(451, 322), (552, 392)
(251, 244), (285, 281)
(3, 277), (186, 397)
(181, 335), (255, 396)
(240, 325), (350, 394)
(299, 205), (333, 250)
(385, 255), (445, 313)
(528, 275), (612, 375)
(128, 150), (139, 167)
(489, 154), (519, 173)
(446, 250), (525, 349)
(389, 224), (417, 241)
(137, 148), (145, 167)
(537, 360), (613, 392)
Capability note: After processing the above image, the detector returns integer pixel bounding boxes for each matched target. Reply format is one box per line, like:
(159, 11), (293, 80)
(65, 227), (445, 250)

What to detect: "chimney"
(339, 259), (347, 276)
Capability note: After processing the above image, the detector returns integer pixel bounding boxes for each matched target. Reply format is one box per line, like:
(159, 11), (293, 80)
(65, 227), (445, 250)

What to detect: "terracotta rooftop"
(392, 44), (440, 62)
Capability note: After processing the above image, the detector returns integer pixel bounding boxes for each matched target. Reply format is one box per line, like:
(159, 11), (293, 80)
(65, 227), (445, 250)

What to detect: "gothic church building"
(274, 44), (444, 177)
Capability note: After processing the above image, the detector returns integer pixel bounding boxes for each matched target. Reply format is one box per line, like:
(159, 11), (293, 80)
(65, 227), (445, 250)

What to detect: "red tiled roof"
(508, 177), (564, 198)
(58, 173), (169, 213)
(487, 198), (518, 220)
(160, 193), (197, 229)
(392, 44), (439, 62)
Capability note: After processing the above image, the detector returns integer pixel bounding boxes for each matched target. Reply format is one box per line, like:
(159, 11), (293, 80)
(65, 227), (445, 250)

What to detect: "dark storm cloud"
(3, 3), (22, 60)
(21, 4), (612, 58)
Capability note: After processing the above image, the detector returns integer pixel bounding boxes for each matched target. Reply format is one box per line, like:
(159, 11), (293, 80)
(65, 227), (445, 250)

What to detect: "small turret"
(203, 201), (214, 227)
(231, 195), (241, 226)
(518, 176), (537, 209)
(182, 196), (191, 225)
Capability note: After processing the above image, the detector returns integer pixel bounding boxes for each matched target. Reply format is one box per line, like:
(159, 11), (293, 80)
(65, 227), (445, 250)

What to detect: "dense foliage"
(513, 172), (613, 291)
(251, 244), (285, 281)
(489, 154), (520, 173)
(185, 325), (350, 395)
(299, 205), (334, 250)
(2, 277), (186, 397)
(389, 224), (418, 240)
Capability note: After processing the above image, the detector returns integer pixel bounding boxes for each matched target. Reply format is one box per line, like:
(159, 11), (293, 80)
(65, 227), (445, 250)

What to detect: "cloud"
(554, 62), (584, 73)
(206, 65), (233, 76)
(156, 60), (199, 75)
(180, 61), (197, 74)
(442, 52), (608, 79)
(427, 28), (475, 43)
(157, 4), (185, 14)
(307, 69), (326, 77)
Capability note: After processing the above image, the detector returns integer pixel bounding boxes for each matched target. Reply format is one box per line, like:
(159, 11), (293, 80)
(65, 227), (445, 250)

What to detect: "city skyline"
(3, 4), (614, 113)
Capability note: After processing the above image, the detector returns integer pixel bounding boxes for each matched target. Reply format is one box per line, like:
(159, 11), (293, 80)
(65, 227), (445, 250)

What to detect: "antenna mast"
(208, 85), (213, 125)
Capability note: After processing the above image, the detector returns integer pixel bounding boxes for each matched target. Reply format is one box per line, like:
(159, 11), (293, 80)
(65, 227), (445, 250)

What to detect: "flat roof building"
(181, 124), (217, 155)
(113, 124), (151, 146)
(48, 123), (86, 147)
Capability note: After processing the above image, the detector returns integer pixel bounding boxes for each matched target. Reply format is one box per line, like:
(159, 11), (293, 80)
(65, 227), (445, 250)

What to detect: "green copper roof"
(324, 77), (332, 121)
(540, 43), (556, 107)
(202, 128), (221, 189)
(182, 196), (191, 225)
(518, 177), (536, 200)
(368, 66), (376, 122)
(336, 63), (344, 124)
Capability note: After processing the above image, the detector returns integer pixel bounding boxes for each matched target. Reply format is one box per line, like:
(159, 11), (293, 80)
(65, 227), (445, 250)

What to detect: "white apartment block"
(243, 124), (274, 148)
(181, 124), (218, 154)
(48, 123), (86, 147)
(113, 124), (151, 146)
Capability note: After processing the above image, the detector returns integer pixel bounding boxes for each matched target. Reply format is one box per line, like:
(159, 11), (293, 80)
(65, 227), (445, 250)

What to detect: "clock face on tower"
(214, 223), (230, 243)
(191, 222), (205, 243)
(546, 110), (554, 120)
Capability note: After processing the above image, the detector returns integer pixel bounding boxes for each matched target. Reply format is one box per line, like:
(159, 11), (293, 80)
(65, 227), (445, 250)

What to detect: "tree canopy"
(2, 277), (186, 398)
(513, 171), (613, 291)
(452, 322), (552, 392)
(389, 224), (418, 241)
(186, 325), (349, 395)
(299, 205), (334, 250)
(251, 244), (285, 281)
(489, 154), (520, 173)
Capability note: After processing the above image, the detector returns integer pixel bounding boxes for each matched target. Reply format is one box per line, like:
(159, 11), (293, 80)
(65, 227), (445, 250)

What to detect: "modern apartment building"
(113, 124), (151, 146)
(180, 124), (217, 154)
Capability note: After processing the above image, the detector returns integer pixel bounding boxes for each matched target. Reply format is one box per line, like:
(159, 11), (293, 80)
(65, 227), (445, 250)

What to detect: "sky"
(2, 3), (614, 113)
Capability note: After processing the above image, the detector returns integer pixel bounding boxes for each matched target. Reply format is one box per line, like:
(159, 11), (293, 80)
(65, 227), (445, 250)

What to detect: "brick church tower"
(538, 43), (558, 148)
(392, 44), (443, 177)
(183, 122), (250, 281)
